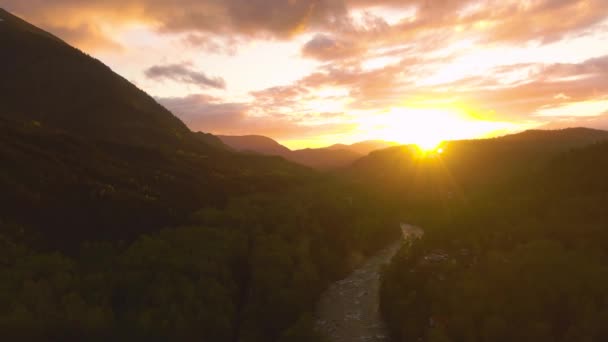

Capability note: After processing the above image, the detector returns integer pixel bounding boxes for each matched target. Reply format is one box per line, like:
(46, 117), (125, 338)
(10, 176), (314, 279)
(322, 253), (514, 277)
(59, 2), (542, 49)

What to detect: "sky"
(4, 0), (608, 149)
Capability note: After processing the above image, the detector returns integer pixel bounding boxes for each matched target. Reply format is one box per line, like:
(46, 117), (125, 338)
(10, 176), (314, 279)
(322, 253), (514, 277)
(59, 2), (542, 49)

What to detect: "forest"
(1, 181), (398, 340)
(379, 140), (608, 342)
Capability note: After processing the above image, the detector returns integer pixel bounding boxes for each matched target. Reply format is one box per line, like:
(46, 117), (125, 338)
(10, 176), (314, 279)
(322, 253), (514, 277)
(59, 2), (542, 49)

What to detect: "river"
(314, 224), (422, 341)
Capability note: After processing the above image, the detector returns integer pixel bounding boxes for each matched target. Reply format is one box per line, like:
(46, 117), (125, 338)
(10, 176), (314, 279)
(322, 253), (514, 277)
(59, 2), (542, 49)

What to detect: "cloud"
(301, 34), (361, 60)
(159, 94), (246, 131)
(45, 22), (123, 51)
(485, 0), (608, 44)
(537, 55), (608, 80)
(158, 93), (356, 139)
(479, 56), (608, 115)
(181, 34), (240, 55)
(144, 63), (226, 89)
(6, 0), (607, 52)
(396, 55), (608, 120)
(2, 0), (348, 49)
(247, 52), (608, 128)
(250, 85), (310, 112)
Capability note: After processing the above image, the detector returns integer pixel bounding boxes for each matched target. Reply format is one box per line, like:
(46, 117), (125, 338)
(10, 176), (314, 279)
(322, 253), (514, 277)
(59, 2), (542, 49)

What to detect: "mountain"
(0, 8), (192, 149)
(498, 127), (608, 145)
(217, 135), (395, 170)
(0, 9), (315, 249)
(217, 135), (292, 156)
(217, 134), (362, 169)
(327, 140), (397, 155)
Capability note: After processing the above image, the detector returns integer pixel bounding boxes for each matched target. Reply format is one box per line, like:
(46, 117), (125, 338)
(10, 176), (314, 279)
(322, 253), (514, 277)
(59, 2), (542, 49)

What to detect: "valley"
(2, 5), (608, 342)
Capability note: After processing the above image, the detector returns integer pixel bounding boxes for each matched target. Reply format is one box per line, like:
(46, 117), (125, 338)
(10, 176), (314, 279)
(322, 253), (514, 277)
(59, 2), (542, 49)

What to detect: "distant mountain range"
(218, 135), (397, 170)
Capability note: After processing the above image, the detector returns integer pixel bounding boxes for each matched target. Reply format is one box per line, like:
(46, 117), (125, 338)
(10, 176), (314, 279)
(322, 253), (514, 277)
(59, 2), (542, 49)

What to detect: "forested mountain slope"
(0, 116), (311, 249)
(380, 140), (608, 342)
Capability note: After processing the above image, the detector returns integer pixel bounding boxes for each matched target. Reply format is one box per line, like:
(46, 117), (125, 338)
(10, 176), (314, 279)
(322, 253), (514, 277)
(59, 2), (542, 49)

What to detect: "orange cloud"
(3, 1), (608, 142)
(2, 0), (347, 50)
(158, 94), (357, 139)
(6, 0), (606, 51)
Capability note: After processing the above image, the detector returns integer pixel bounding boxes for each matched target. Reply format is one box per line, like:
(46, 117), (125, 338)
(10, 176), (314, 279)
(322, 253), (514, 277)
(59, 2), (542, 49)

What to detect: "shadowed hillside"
(0, 9), (194, 149)
(0, 116), (312, 250)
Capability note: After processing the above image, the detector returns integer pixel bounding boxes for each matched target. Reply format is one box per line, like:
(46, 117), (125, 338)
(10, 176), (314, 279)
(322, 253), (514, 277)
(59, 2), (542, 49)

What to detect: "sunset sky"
(5, 0), (608, 149)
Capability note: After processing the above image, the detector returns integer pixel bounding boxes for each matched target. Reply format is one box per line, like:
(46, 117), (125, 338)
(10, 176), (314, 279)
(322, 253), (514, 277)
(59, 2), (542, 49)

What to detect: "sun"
(356, 106), (518, 150)
(369, 107), (457, 149)
(413, 137), (443, 152)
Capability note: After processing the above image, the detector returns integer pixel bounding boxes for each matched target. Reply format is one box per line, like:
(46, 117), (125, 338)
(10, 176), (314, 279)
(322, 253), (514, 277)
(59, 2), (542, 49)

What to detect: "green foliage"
(0, 116), (314, 250)
(380, 141), (608, 342)
(0, 181), (398, 340)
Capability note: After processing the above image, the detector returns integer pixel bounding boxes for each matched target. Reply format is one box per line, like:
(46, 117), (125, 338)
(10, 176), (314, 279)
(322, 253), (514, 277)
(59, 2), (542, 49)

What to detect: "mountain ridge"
(217, 134), (397, 169)
(0, 8), (196, 149)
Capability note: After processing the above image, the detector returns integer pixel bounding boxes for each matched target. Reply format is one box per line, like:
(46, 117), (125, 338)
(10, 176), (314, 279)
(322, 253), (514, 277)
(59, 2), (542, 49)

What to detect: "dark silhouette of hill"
(218, 135), (396, 170)
(0, 8), (193, 148)
(193, 131), (230, 149)
(498, 127), (608, 145)
(217, 135), (292, 156)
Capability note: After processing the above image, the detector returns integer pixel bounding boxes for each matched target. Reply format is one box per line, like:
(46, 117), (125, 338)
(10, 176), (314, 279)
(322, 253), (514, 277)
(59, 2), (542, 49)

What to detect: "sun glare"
(413, 137), (443, 152)
(356, 106), (520, 149)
